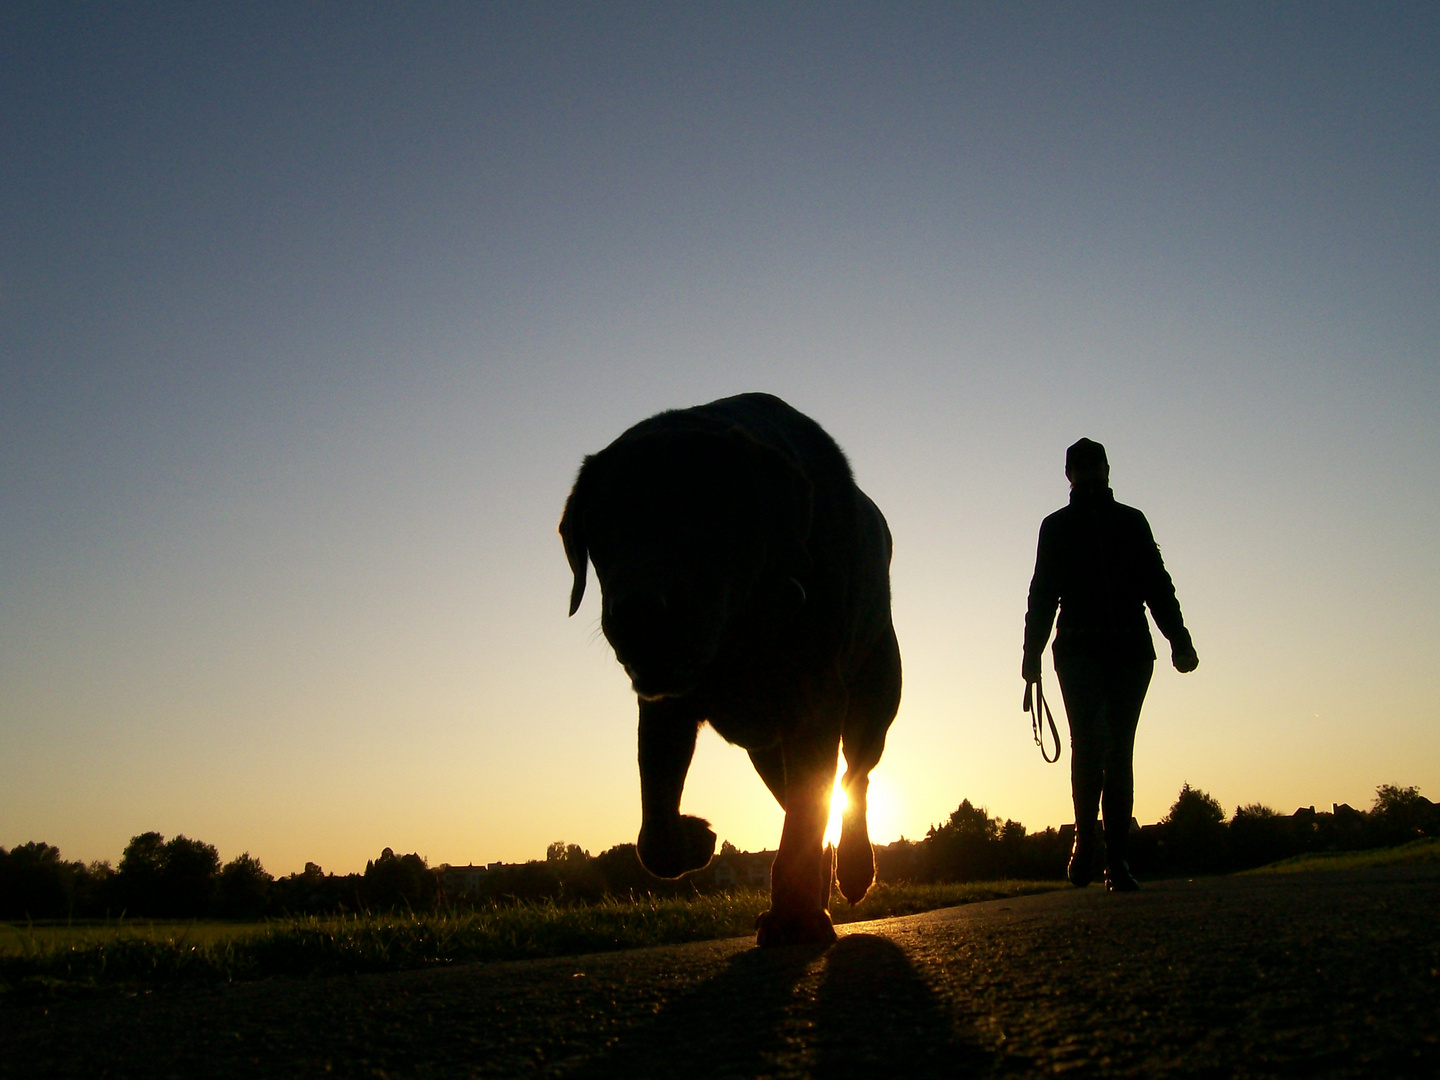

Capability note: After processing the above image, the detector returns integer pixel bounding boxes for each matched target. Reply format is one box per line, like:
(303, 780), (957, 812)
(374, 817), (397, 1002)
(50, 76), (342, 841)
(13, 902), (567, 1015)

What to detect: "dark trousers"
(1054, 653), (1153, 864)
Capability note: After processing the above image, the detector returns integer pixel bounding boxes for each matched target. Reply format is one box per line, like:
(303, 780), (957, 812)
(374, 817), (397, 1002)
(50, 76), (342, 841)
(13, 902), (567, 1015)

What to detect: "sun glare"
(824, 773), (847, 846)
(823, 769), (903, 848)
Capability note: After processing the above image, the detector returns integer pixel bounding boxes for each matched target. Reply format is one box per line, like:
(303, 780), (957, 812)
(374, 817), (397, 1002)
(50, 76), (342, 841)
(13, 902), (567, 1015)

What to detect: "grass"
(0, 920), (259, 956)
(1239, 836), (1440, 875)
(0, 880), (1061, 992)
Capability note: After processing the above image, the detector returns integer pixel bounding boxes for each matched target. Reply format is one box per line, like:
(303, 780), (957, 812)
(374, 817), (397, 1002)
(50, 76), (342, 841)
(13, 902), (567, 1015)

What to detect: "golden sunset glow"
(822, 769), (904, 849)
(824, 773), (846, 847)
(2, 8), (1436, 878)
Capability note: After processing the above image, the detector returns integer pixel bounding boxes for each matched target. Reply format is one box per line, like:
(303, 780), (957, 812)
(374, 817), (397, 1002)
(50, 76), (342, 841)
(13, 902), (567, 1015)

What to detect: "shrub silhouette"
(915, 801), (1067, 882)
(1163, 784), (1227, 873)
(1228, 803), (1292, 870)
(270, 862), (364, 915)
(72, 859), (115, 915)
(588, 843), (687, 899)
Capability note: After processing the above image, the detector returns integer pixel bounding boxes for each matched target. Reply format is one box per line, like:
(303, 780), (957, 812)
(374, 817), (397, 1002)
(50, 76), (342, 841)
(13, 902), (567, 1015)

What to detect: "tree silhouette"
(363, 848), (439, 910)
(217, 852), (273, 918)
(1227, 803), (1291, 870)
(1369, 784), (1436, 845)
(161, 835), (221, 917)
(5, 777), (1434, 922)
(1163, 784), (1227, 873)
(546, 841), (590, 865)
(0, 842), (71, 919)
(117, 831), (167, 915)
(588, 843), (684, 900)
(114, 832), (221, 917)
(923, 800), (1003, 881)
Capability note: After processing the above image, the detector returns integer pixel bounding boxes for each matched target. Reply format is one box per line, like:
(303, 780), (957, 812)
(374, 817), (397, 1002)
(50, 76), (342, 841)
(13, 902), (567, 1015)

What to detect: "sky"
(2, 3), (1437, 876)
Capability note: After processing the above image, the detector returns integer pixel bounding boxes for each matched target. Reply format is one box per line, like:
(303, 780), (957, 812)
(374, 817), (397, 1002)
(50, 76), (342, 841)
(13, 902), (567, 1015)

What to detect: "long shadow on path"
(813, 934), (996, 1079)
(565, 933), (997, 1079)
(562, 942), (824, 1078)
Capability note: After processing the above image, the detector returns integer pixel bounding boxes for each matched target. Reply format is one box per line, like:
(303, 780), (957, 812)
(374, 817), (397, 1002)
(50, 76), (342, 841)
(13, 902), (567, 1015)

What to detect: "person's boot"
(1067, 825), (1095, 887)
(1105, 861), (1140, 892)
(1103, 821), (1140, 892)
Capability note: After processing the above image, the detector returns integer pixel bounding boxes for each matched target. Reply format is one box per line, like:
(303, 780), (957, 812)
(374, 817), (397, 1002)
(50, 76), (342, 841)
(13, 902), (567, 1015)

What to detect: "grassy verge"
(0, 920), (260, 956)
(0, 880), (1061, 993)
(1238, 837), (1440, 875)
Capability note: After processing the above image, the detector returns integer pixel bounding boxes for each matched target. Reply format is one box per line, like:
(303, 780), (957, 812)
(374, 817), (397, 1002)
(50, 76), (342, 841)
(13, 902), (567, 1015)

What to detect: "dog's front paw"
(755, 907), (837, 948)
(637, 814), (716, 878)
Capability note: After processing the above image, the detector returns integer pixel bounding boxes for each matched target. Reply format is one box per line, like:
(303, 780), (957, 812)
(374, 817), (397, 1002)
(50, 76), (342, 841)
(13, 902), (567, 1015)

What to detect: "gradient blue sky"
(3, 3), (1437, 875)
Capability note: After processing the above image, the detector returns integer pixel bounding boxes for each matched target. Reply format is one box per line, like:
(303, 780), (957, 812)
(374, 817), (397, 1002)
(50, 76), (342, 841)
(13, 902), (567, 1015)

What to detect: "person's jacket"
(1023, 483), (1192, 673)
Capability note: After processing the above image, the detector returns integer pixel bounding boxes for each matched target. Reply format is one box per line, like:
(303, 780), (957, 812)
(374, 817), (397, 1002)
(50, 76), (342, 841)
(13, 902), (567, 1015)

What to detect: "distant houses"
(436, 863), (501, 898)
(704, 849), (773, 890)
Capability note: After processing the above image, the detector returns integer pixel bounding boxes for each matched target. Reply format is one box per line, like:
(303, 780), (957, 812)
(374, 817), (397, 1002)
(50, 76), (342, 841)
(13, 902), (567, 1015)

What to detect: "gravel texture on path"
(3, 867), (1438, 1078)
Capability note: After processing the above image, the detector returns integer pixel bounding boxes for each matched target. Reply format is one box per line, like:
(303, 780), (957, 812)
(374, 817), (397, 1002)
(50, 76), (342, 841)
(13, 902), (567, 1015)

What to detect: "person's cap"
(1065, 438), (1108, 476)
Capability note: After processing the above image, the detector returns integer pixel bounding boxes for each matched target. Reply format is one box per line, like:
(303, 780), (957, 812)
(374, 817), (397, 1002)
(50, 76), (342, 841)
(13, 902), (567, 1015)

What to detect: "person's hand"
(1021, 659), (1041, 682)
(1172, 647), (1199, 673)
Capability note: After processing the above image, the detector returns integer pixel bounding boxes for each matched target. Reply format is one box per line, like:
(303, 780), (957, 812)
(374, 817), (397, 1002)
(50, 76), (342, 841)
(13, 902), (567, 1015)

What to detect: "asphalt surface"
(4, 867), (1438, 1078)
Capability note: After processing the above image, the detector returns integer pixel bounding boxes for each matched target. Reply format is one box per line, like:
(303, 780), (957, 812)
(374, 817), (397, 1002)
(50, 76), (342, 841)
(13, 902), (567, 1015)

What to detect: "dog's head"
(559, 423), (811, 700)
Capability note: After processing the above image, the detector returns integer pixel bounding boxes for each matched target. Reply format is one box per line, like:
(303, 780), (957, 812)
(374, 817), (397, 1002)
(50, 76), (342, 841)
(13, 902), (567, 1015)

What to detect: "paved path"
(4, 867), (1439, 1078)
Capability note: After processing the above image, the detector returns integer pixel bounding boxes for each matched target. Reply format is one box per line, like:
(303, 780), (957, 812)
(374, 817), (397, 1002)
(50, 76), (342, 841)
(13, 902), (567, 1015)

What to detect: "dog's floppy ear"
(558, 460), (592, 617)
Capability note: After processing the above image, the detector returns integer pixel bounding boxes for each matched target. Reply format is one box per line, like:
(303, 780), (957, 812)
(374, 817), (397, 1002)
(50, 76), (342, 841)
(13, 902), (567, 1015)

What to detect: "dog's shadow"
(563, 933), (995, 1079)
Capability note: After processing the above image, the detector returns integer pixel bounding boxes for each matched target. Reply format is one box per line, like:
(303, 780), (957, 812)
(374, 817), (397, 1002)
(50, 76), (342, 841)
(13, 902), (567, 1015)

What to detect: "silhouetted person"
(1023, 438), (1198, 891)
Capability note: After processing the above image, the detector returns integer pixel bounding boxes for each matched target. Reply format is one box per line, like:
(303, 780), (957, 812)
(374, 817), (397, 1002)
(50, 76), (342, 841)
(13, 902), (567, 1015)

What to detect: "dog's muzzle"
(624, 662), (697, 701)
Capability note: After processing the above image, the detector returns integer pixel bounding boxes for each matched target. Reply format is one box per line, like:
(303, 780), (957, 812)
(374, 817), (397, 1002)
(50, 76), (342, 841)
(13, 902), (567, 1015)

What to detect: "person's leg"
(1099, 657), (1153, 890)
(1054, 654), (1105, 886)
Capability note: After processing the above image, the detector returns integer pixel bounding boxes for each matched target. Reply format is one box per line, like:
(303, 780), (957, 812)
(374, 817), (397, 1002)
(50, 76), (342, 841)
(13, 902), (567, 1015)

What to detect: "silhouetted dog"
(560, 393), (901, 946)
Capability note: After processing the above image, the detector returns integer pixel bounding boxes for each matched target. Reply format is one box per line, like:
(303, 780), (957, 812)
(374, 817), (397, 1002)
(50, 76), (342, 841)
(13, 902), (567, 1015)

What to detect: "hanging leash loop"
(1024, 677), (1061, 763)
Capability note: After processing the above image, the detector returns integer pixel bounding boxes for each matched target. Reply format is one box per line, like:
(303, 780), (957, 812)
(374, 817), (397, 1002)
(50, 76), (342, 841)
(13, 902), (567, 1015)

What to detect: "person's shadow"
(563, 933), (996, 1078)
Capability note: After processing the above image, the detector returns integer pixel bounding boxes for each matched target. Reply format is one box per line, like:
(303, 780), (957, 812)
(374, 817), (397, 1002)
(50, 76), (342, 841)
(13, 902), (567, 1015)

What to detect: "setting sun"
(824, 769), (904, 848)
(824, 774), (847, 846)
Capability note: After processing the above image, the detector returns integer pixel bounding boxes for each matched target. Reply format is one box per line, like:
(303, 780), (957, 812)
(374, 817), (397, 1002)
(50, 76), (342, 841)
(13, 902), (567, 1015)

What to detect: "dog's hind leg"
(837, 623), (902, 904)
(635, 698), (716, 878)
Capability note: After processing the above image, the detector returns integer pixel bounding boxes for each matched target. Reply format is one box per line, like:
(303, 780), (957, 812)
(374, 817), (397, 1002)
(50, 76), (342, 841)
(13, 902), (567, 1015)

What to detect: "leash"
(1023, 678), (1061, 763)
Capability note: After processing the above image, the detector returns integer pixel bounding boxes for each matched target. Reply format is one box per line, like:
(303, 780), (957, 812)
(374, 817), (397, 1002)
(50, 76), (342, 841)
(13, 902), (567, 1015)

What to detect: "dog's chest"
(698, 662), (843, 750)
